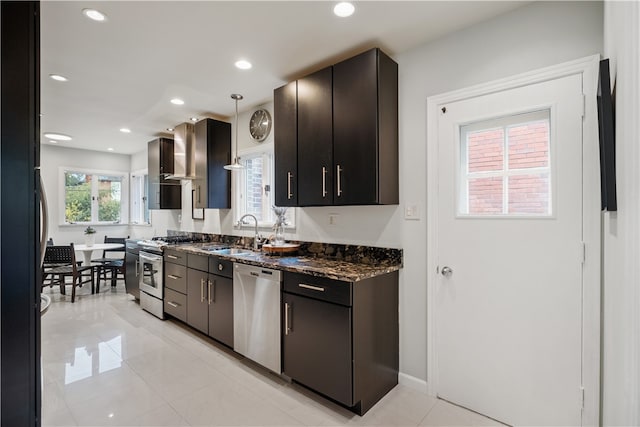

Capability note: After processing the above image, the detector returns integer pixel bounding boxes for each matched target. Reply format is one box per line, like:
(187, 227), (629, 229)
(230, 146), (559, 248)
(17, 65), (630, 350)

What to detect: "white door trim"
(426, 55), (601, 426)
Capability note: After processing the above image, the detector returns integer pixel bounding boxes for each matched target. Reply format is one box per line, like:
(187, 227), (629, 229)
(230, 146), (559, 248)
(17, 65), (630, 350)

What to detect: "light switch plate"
(405, 204), (420, 220)
(328, 213), (339, 226)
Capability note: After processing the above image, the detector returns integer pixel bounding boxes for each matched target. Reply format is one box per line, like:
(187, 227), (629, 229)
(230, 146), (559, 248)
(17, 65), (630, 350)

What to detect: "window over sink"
(234, 146), (295, 230)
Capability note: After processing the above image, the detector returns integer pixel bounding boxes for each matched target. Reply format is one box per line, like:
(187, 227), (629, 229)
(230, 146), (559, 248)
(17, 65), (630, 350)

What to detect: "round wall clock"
(249, 108), (272, 142)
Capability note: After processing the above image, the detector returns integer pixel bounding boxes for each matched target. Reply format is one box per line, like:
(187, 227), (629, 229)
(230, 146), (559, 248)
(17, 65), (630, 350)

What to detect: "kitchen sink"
(201, 245), (229, 252)
(212, 248), (253, 256)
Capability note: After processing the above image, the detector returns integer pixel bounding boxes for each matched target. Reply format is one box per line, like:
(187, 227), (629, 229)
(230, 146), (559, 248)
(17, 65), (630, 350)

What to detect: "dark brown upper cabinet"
(274, 81), (298, 207)
(333, 48), (398, 205)
(148, 138), (181, 209)
(194, 118), (231, 209)
(298, 67), (334, 206)
(273, 47), (398, 207)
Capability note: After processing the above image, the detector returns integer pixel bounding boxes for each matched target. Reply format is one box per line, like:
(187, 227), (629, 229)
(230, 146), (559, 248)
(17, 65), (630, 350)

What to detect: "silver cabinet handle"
(287, 171), (293, 199)
(299, 283), (325, 292)
(167, 274), (180, 280)
(208, 279), (214, 304)
(200, 278), (205, 302)
(336, 165), (343, 197)
(167, 301), (179, 308)
(441, 266), (453, 277)
(167, 255), (178, 260)
(322, 167), (327, 197)
(135, 260), (139, 277)
(284, 302), (291, 335)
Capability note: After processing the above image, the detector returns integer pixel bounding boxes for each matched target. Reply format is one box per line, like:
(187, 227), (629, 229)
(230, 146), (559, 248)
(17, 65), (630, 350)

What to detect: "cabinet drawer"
(209, 256), (233, 279)
(164, 288), (187, 322)
(164, 249), (186, 266)
(283, 272), (352, 306)
(165, 262), (187, 294)
(187, 253), (209, 272)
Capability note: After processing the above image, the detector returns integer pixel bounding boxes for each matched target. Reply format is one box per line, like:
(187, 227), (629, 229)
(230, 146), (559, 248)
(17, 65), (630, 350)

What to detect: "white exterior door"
(435, 73), (584, 426)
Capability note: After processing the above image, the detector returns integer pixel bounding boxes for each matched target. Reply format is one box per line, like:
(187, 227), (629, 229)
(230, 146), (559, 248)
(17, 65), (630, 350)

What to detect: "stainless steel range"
(137, 239), (166, 319)
(137, 236), (196, 319)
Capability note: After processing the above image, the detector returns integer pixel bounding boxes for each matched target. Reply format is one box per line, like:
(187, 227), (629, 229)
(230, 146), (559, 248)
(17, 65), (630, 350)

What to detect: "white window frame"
(58, 166), (129, 225)
(458, 109), (552, 217)
(233, 145), (295, 230)
(130, 169), (150, 225)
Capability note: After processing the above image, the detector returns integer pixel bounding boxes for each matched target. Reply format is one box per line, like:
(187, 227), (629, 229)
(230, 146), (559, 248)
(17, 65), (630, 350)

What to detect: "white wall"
(173, 1), (603, 386)
(602, 1), (640, 425)
(394, 1), (602, 384)
(41, 145), (131, 248)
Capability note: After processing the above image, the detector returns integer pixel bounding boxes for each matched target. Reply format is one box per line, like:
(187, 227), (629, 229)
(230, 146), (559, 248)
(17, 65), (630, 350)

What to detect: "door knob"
(441, 266), (453, 277)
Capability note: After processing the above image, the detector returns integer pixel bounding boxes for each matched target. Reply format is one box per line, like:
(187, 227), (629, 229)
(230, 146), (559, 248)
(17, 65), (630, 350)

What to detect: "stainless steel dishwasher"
(233, 263), (282, 373)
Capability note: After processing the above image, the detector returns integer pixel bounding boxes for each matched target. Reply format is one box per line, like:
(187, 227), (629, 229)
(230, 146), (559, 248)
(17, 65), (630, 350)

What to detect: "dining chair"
(93, 236), (128, 292)
(44, 243), (95, 302)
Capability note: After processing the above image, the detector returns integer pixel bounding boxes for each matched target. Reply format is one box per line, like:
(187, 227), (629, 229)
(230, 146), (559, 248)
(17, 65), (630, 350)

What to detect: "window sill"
(59, 223), (128, 227)
(235, 223), (296, 232)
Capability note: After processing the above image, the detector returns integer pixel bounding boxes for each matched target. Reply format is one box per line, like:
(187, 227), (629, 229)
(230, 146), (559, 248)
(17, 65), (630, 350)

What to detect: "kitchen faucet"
(237, 214), (262, 250)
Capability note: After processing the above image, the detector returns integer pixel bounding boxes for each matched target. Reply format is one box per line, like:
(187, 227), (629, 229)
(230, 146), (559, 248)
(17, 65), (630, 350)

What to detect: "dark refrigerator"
(1, 1), (42, 425)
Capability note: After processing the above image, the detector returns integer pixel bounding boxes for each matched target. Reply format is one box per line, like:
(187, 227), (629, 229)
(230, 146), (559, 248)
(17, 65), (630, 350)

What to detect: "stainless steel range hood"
(166, 122), (196, 180)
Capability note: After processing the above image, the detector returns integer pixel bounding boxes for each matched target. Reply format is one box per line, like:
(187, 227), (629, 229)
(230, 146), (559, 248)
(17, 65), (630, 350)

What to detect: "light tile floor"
(41, 283), (502, 427)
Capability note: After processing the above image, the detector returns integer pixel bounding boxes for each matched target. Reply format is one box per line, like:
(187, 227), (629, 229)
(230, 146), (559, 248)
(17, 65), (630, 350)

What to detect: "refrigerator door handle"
(38, 171), (49, 268)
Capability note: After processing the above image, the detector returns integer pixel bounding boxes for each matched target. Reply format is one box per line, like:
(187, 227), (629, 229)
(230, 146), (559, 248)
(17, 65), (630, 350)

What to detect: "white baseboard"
(398, 372), (429, 394)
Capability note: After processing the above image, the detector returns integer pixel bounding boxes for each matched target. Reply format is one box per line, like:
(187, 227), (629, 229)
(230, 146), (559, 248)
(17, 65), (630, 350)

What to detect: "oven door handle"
(139, 252), (163, 263)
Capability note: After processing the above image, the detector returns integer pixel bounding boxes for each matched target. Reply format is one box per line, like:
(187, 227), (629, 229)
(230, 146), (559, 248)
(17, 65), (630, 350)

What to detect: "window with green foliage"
(234, 147), (295, 229)
(62, 169), (128, 224)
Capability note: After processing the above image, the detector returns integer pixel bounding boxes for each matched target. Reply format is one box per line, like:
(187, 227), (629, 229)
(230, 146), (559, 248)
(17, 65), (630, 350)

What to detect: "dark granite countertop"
(168, 243), (401, 282)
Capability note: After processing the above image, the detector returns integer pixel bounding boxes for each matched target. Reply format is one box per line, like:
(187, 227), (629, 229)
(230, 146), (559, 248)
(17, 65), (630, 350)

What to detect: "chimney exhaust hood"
(166, 122), (196, 180)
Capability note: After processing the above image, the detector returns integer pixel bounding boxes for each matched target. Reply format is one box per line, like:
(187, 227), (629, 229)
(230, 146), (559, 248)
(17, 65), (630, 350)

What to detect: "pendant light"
(224, 94), (244, 170)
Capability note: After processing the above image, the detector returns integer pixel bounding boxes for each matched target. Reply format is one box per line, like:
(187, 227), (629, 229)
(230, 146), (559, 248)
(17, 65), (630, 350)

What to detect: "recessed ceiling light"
(82, 8), (106, 22)
(43, 132), (72, 141)
(167, 128), (174, 132)
(334, 2), (355, 17)
(170, 98), (184, 105)
(107, 148), (114, 151)
(49, 74), (68, 82)
(234, 60), (252, 70)
(119, 128), (131, 133)
(190, 117), (198, 122)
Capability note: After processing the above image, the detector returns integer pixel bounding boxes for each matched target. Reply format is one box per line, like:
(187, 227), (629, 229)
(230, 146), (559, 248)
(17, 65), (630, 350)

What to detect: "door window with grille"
(458, 109), (552, 216)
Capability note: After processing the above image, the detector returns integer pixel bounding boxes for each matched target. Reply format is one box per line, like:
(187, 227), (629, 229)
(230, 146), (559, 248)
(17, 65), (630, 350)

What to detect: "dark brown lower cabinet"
(208, 274), (233, 348)
(282, 292), (352, 406)
(282, 271), (399, 415)
(184, 254), (234, 347)
(187, 267), (209, 334)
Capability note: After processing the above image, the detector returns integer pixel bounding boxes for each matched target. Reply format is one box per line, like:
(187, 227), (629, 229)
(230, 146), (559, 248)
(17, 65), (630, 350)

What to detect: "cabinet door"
(148, 138), (181, 209)
(206, 120), (231, 209)
(193, 119), (208, 209)
(186, 268), (208, 334)
(208, 274), (233, 348)
(282, 292), (352, 406)
(333, 49), (378, 205)
(274, 81), (298, 207)
(124, 252), (139, 299)
(297, 67), (333, 206)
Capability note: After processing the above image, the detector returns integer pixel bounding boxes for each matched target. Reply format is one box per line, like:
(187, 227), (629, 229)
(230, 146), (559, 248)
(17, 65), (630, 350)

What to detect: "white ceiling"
(40, 1), (528, 155)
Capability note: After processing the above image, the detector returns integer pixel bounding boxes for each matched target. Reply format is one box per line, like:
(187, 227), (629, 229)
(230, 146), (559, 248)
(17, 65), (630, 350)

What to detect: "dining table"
(74, 243), (124, 266)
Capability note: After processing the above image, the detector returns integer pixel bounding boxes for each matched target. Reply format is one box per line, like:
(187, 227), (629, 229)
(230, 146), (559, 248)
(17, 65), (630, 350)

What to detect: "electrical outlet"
(328, 213), (339, 226)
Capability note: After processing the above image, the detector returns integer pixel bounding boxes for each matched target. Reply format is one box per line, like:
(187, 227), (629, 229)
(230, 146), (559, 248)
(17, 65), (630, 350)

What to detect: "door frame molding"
(426, 55), (601, 426)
